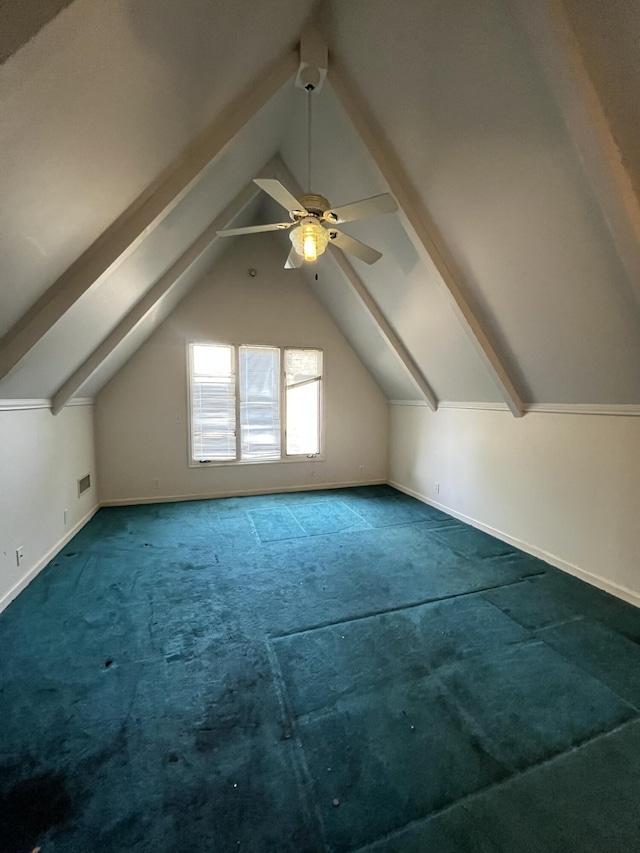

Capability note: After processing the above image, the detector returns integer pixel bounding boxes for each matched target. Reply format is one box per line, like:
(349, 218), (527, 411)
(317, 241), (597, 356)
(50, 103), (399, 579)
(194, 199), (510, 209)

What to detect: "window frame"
(187, 341), (325, 468)
(283, 346), (324, 459)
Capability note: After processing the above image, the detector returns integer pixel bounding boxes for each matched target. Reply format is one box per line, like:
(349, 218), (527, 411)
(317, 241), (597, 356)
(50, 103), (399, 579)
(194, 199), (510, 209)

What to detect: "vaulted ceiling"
(1, 0), (639, 412)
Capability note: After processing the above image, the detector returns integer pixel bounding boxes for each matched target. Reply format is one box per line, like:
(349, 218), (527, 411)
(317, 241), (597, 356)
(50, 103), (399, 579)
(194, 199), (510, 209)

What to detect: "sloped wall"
(389, 404), (640, 604)
(95, 235), (388, 504)
(0, 403), (98, 611)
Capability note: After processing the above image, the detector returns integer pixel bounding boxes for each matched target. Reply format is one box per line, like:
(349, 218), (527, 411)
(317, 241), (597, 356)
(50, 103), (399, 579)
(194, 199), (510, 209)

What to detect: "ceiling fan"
(217, 88), (397, 268)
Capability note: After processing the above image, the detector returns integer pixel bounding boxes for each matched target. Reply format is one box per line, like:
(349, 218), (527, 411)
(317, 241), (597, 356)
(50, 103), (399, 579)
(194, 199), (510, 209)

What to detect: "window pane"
(285, 349), (322, 456)
(239, 346), (281, 460)
(285, 349), (322, 387)
(286, 379), (320, 455)
(193, 344), (232, 377)
(191, 344), (236, 461)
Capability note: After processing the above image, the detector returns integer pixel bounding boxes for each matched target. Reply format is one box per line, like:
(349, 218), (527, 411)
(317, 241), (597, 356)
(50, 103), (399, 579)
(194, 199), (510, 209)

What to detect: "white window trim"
(187, 341), (325, 468)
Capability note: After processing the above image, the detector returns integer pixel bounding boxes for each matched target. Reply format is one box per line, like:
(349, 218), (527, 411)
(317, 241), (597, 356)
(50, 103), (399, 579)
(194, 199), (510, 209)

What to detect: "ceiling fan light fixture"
(290, 219), (329, 263)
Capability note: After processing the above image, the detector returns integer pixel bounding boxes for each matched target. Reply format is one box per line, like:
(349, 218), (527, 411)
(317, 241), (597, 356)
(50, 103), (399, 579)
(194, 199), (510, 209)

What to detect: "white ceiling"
(0, 0), (317, 334)
(0, 89), (292, 399)
(278, 89), (505, 403)
(1, 0), (639, 408)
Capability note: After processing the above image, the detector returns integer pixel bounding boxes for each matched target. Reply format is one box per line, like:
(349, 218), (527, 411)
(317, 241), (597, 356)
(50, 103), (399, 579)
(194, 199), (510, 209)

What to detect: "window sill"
(189, 455), (325, 469)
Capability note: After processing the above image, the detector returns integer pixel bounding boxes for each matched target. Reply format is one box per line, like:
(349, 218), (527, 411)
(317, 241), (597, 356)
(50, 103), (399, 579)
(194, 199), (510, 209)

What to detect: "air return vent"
(77, 473), (91, 496)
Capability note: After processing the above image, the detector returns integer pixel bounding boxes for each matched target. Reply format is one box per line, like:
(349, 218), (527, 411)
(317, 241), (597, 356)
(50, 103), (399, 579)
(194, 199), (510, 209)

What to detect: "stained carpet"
(1, 485), (640, 851)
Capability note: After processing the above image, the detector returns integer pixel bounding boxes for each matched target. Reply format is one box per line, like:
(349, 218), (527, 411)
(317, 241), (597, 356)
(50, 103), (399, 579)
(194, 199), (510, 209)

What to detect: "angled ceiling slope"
(2, 4), (521, 416)
(0, 51), (298, 383)
(0, 0), (318, 397)
(0, 0), (319, 334)
(2, 0), (640, 414)
(321, 0), (640, 407)
(274, 92), (512, 408)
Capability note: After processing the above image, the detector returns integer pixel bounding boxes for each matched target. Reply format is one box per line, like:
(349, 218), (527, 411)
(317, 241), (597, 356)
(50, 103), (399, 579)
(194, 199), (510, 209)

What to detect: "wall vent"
(77, 473), (91, 496)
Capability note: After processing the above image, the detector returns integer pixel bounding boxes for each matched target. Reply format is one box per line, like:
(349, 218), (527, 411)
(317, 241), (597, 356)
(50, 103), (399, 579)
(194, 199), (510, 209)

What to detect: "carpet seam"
(533, 624), (640, 714)
(349, 715), (640, 853)
(268, 573), (546, 640)
(265, 637), (331, 852)
(286, 637), (543, 727)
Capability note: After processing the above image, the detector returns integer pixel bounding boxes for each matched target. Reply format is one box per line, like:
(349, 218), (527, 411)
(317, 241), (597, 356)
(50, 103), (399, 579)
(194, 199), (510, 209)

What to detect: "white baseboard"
(0, 504), (100, 614)
(389, 479), (640, 609)
(6, 482), (639, 614)
(100, 479), (387, 507)
(1, 483), (385, 611)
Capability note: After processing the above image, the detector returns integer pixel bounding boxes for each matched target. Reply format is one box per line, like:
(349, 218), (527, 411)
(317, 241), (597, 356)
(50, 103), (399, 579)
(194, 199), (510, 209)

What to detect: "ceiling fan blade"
(217, 222), (292, 237)
(284, 248), (303, 269)
(253, 178), (306, 215)
(329, 230), (383, 265)
(323, 193), (397, 224)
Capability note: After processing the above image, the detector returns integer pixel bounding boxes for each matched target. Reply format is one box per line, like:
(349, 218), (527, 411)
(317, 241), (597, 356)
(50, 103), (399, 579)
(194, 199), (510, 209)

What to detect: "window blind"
(191, 344), (236, 461)
(239, 346), (281, 460)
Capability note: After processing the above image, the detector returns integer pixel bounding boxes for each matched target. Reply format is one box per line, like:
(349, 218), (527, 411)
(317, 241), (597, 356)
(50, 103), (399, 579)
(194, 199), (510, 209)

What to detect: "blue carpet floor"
(2, 485), (640, 851)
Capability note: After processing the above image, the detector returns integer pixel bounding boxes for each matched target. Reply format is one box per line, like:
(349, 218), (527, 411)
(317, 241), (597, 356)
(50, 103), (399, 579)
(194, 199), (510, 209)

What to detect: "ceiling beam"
(328, 247), (438, 410)
(514, 0), (640, 310)
(0, 47), (299, 385)
(328, 66), (525, 418)
(50, 179), (261, 414)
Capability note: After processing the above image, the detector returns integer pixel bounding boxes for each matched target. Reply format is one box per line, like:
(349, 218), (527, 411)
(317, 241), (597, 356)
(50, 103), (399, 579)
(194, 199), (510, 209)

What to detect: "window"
(189, 343), (323, 464)
(285, 348), (321, 456)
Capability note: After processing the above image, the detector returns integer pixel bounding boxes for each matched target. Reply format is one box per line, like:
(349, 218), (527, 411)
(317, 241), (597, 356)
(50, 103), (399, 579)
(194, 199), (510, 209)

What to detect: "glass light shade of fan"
(290, 220), (329, 262)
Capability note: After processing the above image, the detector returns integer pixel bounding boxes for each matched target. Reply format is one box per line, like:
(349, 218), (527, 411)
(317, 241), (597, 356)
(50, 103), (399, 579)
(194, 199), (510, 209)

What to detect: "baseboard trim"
(1, 483), (385, 609)
(100, 479), (387, 507)
(18, 480), (637, 613)
(0, 504), (100, 614)
(388, 479), (640, 608)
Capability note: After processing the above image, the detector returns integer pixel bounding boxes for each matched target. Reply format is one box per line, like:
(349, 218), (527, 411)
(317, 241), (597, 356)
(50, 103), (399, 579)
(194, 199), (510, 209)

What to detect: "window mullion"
(281, 347), (286, 459)
(234, 346), (241, 462)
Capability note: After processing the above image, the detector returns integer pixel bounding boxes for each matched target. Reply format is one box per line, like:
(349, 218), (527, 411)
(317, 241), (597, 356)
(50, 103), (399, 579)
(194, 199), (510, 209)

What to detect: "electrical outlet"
(359, 465), (364, 474)
(64, 508), (70, 526)
(16, 547), (24, 567)
(175, 414), (183, 424)
(434, 483), (440, 494)
(153, 477), (160, 490)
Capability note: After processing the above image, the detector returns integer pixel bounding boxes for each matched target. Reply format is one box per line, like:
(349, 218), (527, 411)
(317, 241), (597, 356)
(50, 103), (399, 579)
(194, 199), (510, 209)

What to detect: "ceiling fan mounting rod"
(307, 86), (312, 194)
(216, 34), (397, 270)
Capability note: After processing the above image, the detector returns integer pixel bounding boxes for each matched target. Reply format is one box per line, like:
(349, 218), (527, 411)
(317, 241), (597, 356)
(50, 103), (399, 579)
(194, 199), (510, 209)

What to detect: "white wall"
(389, 404), (640, 604)
(95, 235), (389, 504)
(0, 402), (98, 611)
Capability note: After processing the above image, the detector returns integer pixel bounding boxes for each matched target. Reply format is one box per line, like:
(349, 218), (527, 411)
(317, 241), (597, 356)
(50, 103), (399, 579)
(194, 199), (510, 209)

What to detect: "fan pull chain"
(307, 86), (312, 194)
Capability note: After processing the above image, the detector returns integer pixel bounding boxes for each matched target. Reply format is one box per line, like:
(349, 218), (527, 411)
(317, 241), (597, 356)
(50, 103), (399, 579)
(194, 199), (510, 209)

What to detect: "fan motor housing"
(293, 193), (330, 220)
